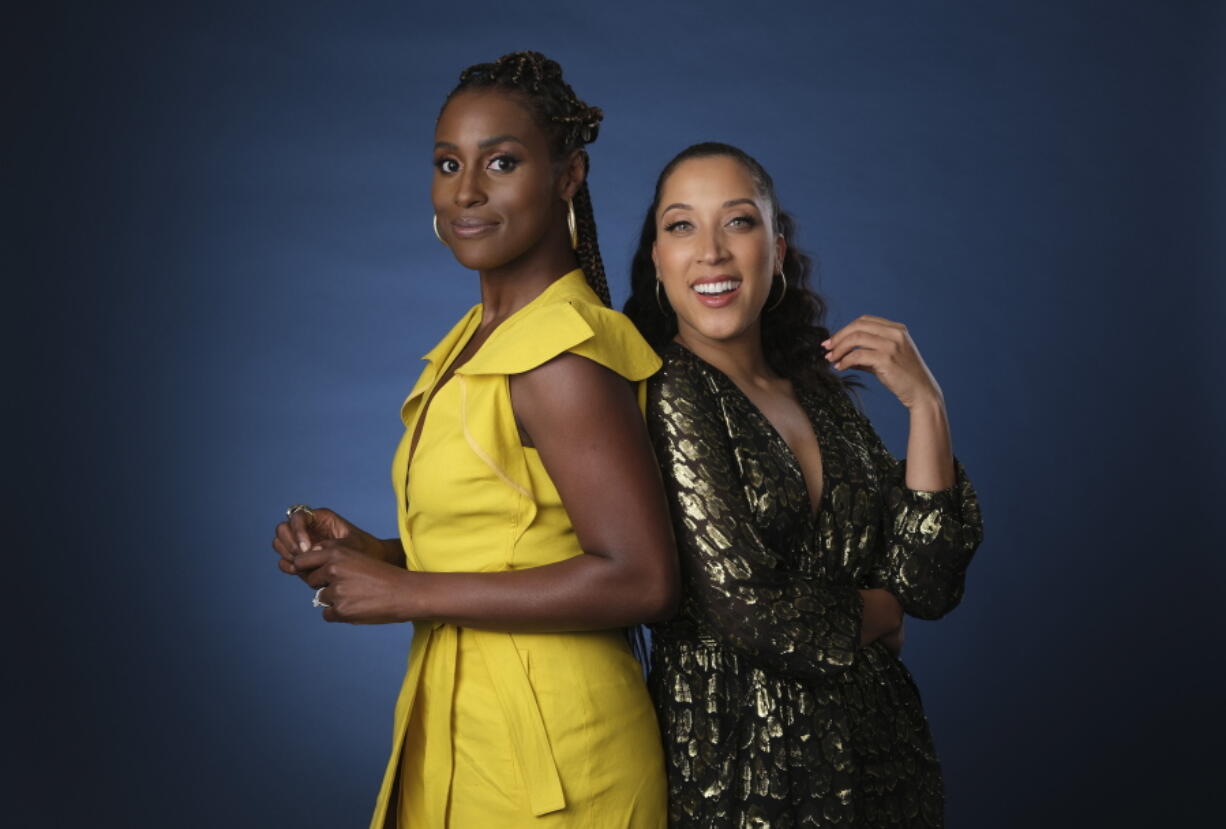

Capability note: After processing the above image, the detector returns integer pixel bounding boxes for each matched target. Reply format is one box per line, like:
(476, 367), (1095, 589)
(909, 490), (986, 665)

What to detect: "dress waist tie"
(471, 629), (567, 816)
(405, 624), (566, 820)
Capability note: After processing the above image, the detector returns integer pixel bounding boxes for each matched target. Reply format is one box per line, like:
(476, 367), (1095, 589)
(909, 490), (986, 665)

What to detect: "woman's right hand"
(272, 508), (393, 581)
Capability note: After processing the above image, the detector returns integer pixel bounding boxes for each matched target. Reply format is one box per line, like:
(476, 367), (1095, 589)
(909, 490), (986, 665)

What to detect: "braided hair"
(445, 51), (610, 306)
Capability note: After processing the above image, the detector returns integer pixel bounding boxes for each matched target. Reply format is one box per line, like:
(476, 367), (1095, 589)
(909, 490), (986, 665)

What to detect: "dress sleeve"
(649, 362), (863, 679)
(460, 299), (661, 382)
(838, 392), (984, 620)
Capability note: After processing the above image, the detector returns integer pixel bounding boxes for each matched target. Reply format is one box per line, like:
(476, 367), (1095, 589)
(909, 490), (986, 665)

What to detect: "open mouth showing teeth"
(693, 280), (741, 296)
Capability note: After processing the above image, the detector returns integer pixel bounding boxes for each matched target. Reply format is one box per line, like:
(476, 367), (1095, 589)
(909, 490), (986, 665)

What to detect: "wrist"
(376, 536), (403, 565)
(395, 569), (428, 623)
(904, 389), (945, 414)
(355, 530), (399, 565)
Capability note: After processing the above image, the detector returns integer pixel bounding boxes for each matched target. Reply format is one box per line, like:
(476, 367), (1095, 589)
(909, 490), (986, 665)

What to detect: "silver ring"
(287, 504), (314, 519)
(312, 587), (331, 608)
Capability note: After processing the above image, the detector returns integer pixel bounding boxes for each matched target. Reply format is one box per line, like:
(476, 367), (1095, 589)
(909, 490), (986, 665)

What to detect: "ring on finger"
(313, 587), (331, 608)
(287, 504), (315, 519)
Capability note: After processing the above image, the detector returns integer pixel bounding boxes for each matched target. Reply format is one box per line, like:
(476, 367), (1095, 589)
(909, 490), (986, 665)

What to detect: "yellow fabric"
(370, 270), (667, 828)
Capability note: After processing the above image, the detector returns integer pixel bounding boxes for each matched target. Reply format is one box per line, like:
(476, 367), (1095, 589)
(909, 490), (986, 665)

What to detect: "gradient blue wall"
(12, 1), (1222, 825)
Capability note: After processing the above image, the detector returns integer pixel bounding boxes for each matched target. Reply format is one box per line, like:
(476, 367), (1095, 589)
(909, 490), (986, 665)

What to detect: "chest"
(719, 387), (887, 576)
(405, 330), (492, 469)
(736, 384), (825, 512)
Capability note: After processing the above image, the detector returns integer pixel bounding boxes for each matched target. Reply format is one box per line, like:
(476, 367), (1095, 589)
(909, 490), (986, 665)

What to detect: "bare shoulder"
(512, 351), (635, 405)
(509, 351), (641, 445)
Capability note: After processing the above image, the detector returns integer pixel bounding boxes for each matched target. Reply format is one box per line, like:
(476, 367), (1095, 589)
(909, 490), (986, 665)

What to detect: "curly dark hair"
(623, 142), (852, 393)
(444, 51), (611, 306)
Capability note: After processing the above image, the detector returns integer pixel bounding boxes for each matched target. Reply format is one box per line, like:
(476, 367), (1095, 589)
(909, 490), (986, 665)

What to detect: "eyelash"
(434, 154), (520, 174)
(663, 215), (757, 233)
(488, 154), (518, 172)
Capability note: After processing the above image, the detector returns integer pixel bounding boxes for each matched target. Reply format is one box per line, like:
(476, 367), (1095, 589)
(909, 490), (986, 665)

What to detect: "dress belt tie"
(421, 622), (457, 827)
(420, 622), (567, 818)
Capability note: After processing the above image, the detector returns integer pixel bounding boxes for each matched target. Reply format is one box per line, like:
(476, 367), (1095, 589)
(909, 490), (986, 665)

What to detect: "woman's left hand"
(822, 315), (943, 410)
(879, 620), (905, 658)
(293, 541), (417, 624)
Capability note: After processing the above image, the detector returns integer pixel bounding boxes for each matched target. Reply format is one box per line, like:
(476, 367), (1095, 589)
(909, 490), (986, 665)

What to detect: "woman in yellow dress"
(271, 52), (677, 827)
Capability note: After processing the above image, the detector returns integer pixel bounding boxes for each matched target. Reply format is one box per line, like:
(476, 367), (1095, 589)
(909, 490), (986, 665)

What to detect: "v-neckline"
(403, 268), (586, 477)
(672, 342), (829, 522)
(405, 313), (482, 476)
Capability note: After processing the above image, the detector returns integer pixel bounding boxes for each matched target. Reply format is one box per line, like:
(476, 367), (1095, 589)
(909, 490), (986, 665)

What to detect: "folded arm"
(293, 352), (679, 629)
(648, 370), (877, 679)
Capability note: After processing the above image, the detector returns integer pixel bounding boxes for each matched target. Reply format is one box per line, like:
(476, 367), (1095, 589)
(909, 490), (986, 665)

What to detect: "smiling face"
(652, 155), (785, 348)
(432, 89), (573, 272)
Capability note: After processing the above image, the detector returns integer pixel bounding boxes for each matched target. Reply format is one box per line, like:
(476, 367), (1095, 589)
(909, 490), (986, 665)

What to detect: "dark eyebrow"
(479, 134), (525, 149)
(661, 198), (759, 214)
(433, 135), (526, 152)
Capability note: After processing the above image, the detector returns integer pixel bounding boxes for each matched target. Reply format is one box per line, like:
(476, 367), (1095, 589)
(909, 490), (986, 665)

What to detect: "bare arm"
(902, 395), (955, 491)
(824, 314), (955, 490)
(647, 359), (894, 677)
(823, 315), (983, 619)
(294, 353), (679, 630)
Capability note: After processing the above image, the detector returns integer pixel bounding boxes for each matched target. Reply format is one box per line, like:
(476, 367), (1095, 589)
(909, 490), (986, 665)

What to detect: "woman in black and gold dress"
(624, 143), (984, 828)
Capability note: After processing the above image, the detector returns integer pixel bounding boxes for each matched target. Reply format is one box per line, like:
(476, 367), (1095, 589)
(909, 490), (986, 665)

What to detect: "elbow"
(631, 561), (680, 624)
(629, 536), (681, 623)
(901, 583), (966, 621)
(654, 579), (682, 622)
(889, 551), (974, 620)
(636, 573), (680, 623)
(906, 605), (952, 622)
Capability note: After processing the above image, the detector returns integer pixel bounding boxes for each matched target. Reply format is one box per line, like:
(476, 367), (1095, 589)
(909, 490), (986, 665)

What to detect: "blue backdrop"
(13, 1), (1223, 826)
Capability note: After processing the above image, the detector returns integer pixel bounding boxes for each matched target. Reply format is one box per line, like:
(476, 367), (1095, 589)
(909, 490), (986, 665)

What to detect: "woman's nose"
(453, 167), (486, 208)
(696, 226), (729, 265)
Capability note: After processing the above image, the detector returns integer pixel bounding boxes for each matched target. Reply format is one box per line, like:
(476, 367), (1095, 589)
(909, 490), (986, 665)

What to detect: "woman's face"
(432, 90), (567, 272)
(652, 155), (784, 346)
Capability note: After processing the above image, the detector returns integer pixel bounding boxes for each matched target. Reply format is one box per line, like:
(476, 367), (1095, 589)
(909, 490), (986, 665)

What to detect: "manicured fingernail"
(834, 362), (842, 370)
(821, 339), (830, 347)
(299, 541), (309, 552)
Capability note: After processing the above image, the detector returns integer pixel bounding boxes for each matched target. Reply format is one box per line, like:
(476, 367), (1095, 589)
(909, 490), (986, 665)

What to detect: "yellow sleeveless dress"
(369, 270), (667, 828)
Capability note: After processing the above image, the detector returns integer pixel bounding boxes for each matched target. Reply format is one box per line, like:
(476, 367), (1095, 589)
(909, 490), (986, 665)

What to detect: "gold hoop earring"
(433, 214), (447, 247)
(567, 199), (578, 250)
(655, 279), (671, 315)
(766, 270), (787, 312)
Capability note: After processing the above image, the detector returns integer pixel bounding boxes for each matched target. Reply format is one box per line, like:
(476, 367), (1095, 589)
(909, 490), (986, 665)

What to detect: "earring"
(765, 269), (787, 312)
(655, 279), (671, 315)
(433, 214), (447, 247)
(566, 199), (578, 250)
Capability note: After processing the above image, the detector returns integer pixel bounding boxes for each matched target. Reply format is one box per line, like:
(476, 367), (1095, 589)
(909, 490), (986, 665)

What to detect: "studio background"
(11, 1), (1222, 826)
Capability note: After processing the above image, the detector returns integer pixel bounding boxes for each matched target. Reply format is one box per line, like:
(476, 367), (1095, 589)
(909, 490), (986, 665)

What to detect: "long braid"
(570, 164), (609, 305)
(447, 52), (610, 306)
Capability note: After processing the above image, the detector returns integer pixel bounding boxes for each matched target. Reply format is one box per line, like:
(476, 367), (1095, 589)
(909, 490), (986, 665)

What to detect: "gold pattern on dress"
(647, 343), (983, 828)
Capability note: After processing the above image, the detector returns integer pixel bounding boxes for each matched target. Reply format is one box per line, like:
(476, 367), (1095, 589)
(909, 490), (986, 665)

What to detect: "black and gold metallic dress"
(646, 342), (983, 828)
